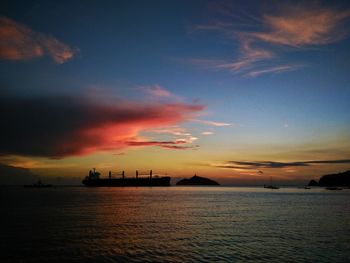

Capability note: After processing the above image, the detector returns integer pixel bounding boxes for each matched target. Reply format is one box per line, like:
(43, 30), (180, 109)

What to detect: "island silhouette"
(176, 174), (220, 186)
(308, 170), (350, 187)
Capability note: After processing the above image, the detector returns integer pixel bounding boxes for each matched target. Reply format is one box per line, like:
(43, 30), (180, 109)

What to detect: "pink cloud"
(253, 8), (350, 47)
(0, 16), (77, 63)
(150, 126), (191, 136)
(201, 131), (214, 135)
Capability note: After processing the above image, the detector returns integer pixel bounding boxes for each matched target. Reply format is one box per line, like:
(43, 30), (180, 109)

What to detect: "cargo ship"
(82, 169), (171, 187)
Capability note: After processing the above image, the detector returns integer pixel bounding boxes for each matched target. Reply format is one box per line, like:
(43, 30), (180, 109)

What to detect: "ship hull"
(82, 177), (171, 187)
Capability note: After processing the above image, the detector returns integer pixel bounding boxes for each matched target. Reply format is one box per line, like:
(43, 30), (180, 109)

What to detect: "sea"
(1, 186), (349, 263)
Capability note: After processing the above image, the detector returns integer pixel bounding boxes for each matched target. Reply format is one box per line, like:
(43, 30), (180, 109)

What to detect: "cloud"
(201, 131), (214, 135)
(193, 119), (231, 126)
(191, 4), (350, 77)
(0, 16), (77, 63)
(252, 8), (350, 47)
(147, 126), (198, 147)
(145, 84), (173, 98)
(150, 126), (191, 136)
(125, 139), (198, 150)
(0, 93), (204, 158)
(140, 84), (184, 103)
(243, 64), (302, 78)
(186, 39), (274, 74)
(214, 159), (350, 169)
(162, 145), (199, 150)
(126, 140), (185, 146)
(215, 38), (275, 73)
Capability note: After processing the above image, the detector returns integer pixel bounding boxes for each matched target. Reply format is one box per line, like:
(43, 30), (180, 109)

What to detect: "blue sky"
(1, 0), (350, 184)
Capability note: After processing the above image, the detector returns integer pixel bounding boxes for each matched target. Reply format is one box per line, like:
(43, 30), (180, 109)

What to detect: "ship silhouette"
(263, 177), (279, 189)
(82, 168), (171, 187)
(24, 179), (52, 188)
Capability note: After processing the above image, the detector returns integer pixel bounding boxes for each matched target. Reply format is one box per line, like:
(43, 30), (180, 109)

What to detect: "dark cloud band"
(215, 160), (350, 169)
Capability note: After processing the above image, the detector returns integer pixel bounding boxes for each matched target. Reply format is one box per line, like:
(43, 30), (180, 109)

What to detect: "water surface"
(1, 186), (349, 262)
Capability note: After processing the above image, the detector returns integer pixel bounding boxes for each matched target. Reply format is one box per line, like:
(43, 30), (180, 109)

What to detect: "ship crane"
(109, 170), (125, 178)
(137, 170), (153, 178)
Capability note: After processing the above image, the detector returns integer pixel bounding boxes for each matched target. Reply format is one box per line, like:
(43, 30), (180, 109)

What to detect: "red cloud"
(0, 16), (77, 63)
(0, 94), (204, 157)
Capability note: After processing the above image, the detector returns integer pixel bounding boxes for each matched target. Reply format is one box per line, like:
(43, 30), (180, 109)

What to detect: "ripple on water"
(1, 187), (350, 262)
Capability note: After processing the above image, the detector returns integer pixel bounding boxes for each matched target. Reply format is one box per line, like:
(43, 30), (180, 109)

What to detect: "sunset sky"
(1, 0), (350, 184)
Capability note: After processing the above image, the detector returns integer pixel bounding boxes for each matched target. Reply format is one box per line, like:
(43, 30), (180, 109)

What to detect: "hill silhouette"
(308, 170), (350, 187)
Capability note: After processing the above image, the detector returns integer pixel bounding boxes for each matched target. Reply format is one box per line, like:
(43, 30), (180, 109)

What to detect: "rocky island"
(176, 175), (220, 186)
(308, 170), (350, 187)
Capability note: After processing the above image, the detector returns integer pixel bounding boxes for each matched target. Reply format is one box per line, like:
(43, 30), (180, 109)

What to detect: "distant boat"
(82, 169), (171, 187)
(264, 185), (279, 189)
(298, 186), (311, 189)
(24, 179), (52, 188)
(325, 187), (342, 191)
(264, 177), (279, 189)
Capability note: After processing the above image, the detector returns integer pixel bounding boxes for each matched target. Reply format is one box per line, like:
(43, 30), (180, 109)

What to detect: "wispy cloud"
(215, 38), (275, 73)
(243, 64), (302, 78)
(150, 126), (191, 136)
(161, 145), (199, 150)
(139, 84), (184, 104)
(0, 16), (78, 63)
(191, 4), (350, 77)
(144, 84), (173, 98)
(214, 159), (350, 169)
(193, 119), (231, 126)
(125, 138), (198, 150)
(146, 125), (200, 148)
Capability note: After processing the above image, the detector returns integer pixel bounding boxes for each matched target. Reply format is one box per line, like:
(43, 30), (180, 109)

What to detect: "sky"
(1, 0), (350, 185)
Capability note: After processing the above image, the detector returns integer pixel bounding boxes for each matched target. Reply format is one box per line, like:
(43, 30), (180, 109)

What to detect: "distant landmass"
(308, 179), (318, 186)
(176, 175), (220, 186)
(0, 163), (38, 185)
(308, 170), (350, 187)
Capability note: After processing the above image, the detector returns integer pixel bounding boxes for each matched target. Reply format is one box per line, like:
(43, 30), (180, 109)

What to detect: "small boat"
(264, 185), (280, 189)
(325, 187), (342, 191)
(24, 179), (52, 188)
(264, 177), (279, 189)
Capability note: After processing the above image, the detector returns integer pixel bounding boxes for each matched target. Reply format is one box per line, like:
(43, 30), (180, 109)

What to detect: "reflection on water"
(1, 187), (350, 262)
